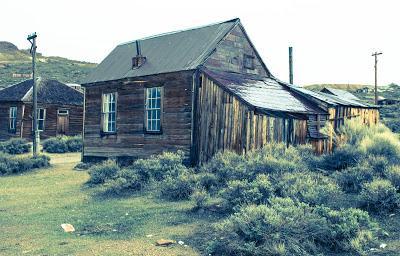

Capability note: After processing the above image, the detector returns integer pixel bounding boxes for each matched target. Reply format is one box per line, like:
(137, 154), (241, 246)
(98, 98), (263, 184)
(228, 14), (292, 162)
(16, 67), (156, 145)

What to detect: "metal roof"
(321, 87), (360, 101)
(281, 83), (378, 108)
(83, 19), (240, 85)
(203, 69), (325, 116)
(0, 78), (83, 106)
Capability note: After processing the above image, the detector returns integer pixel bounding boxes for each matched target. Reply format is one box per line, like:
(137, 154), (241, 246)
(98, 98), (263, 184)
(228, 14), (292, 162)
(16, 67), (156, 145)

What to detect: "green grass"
(0, 153), (210, 255)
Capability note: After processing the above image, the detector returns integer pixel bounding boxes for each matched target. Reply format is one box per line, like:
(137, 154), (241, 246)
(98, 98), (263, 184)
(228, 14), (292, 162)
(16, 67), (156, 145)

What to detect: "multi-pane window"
(102, 92), (117, 133)
(9, 107), (17, 132)
(145, 87), (162, 132)
(37, 108), (46, 131)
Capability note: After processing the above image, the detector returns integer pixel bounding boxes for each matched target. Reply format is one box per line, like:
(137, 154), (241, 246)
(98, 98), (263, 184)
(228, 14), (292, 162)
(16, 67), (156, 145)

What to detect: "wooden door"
(57, 109), (69, 135)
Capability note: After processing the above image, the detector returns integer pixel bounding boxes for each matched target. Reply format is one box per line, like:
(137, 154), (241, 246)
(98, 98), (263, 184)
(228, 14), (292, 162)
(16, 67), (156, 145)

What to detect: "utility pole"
(289, 46), (293, 84)
(27, 32), (39, 157)
(372, 51), (382, 105)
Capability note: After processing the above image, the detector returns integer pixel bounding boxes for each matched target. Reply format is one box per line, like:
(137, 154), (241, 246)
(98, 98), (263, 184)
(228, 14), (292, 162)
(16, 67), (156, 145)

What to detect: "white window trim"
(145, 87), (162, 132)
(101, 92), (117, 133)
(9, 106), (17, 131)
(37, 108), (46, 131)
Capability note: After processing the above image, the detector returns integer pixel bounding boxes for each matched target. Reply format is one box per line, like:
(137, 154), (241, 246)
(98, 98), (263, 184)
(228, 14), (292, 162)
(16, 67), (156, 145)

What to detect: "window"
(37, 108), (46, 131)
(9, 107), (17, 132)
(58, 109), (69, 116)
(102, 92), (117, 133)
(145, 87), (162, 132)
(243, 54), (255, 70)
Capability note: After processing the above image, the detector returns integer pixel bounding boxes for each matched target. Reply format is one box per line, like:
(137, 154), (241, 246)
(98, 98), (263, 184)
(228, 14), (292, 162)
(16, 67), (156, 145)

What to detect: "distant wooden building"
(289, 87), (379, 152)
(81, 18), (378, 164)
(0, 78), (84, 141)
(377, 96), (400, 106)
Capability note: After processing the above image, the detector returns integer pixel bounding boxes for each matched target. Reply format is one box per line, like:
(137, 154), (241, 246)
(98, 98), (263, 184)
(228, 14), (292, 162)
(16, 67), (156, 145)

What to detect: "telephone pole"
(372, 51), (382, 105)
(27, 32), (39, 157)
(289, 46), (293, 84)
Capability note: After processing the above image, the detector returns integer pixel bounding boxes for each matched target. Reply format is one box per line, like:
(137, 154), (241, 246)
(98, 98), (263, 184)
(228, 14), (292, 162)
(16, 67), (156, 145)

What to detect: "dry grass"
(0, 153), (204, 256)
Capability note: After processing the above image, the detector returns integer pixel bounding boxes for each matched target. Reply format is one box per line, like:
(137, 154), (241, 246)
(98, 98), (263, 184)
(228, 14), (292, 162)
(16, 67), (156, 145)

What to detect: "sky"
(1, 0), (399, 86)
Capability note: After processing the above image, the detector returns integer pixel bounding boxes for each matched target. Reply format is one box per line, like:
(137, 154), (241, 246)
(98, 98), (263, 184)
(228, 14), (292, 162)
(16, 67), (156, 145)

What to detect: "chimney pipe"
(289, 46), (293, 84)
(136, 40), (141, 56)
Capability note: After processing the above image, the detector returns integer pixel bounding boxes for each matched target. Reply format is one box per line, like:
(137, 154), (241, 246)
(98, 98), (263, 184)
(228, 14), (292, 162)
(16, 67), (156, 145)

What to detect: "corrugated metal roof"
(83, 19), (239, 84)
(203, 69), (325, 115)
(0, 78), (83, 106)
(321, 87), (360, 101)
(281, 83), (378, 108)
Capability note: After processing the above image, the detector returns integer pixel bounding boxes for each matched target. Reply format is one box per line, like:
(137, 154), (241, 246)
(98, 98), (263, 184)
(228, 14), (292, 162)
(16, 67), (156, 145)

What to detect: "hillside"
(305, 83), (374, 91)
(0, 41), (96, 89)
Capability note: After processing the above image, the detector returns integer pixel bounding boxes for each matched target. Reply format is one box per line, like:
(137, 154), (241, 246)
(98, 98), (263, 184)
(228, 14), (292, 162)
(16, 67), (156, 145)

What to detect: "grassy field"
(0, 153), (212, 256)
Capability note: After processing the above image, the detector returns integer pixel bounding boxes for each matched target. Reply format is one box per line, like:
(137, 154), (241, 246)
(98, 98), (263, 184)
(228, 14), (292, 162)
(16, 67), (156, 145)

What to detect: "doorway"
(57, 109), (69, 135)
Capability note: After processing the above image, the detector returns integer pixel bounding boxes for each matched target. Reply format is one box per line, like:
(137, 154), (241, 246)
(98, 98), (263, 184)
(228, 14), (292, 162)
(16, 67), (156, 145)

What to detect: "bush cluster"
(0, 153), (50, 176)
(42, 136), (82, 153)
(87, 151), (195, 200)
(208, 197), (377, 255)
(0, 138), (30, 154)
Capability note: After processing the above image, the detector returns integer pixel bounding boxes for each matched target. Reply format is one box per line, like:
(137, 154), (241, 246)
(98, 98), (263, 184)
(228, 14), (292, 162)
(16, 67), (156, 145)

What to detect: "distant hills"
(304, 83), (373, 91)
(0, 41), (96, 89)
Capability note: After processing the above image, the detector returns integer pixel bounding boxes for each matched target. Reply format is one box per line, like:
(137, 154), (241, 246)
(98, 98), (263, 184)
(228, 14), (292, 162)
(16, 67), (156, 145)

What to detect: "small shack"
(0, 78), (84, 141)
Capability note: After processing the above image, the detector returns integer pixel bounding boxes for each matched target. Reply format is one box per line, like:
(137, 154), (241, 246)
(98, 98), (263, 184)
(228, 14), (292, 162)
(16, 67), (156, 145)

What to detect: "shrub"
(207, 197), (376, 255)
(359, 179), (400, 213)
(0, 138), (30, 154)
(159, 170), (195, 200)
(194, 172), (220, 193)
(86, 160), (120, 185)
(131, 151), (186, 182)
(321, 145), (363, 171)
(335, 164), (375, 193)
(360, 132), (400, 164)
(42, 136), (82, 153)
(104, 169), (145, 195)
(220, 174), (273, 212)
(65, 136), (82, 152)
(191, 188), (210, 210)
(0, 153), (50, 175)
(278, 172), (342, 206)
(385, 165), (400, 189)
(200, 151), (250, 183)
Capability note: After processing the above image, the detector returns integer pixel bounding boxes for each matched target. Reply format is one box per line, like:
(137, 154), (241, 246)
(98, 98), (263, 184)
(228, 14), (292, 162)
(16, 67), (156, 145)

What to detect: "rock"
(379, 243), (387, 249)
(178, 241), (184, 245)
(156, 239), (176, 246)
(61, 223), (75, 233)
(146, 234), (153, 238)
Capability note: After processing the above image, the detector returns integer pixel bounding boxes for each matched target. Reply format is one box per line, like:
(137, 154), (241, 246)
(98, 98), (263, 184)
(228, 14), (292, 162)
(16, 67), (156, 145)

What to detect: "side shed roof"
(203, 69), (326, 117)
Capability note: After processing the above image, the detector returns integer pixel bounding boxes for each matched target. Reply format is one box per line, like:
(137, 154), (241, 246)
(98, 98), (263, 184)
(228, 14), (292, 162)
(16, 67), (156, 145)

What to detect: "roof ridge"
(118, 18), (240, 46)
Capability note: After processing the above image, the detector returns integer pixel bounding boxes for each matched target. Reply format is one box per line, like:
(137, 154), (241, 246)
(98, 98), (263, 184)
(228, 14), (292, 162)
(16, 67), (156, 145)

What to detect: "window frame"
(101, 92), (117, 134)
(9, 106), (17, 133)
(37, 108), (46, 131)
(144, 86), (163, 134)
(243, 54), (255, 70)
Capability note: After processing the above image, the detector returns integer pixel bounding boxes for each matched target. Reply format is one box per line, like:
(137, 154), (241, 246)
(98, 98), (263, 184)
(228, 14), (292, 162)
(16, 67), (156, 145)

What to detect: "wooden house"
(81, 18), (378, 164)
(0, 78), (84, 141)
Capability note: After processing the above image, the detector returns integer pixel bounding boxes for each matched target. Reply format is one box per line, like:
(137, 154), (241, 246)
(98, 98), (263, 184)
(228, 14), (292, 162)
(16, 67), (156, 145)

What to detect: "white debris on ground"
(178, 241), (184, 245)
(61, 223), (75, 233)
(146, 234), (153, 237)
(379, 243), (387, 249)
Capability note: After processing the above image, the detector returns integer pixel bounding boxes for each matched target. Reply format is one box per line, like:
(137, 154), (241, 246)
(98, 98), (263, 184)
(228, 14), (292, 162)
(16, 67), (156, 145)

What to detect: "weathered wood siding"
(0, 102), (83, 141)
(204, 24), (269, 77)
(0, 102), (24, 141)
(21, 103), (83, 140)
(193, 74), (309, 164)
(83, 71), (194, 162)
